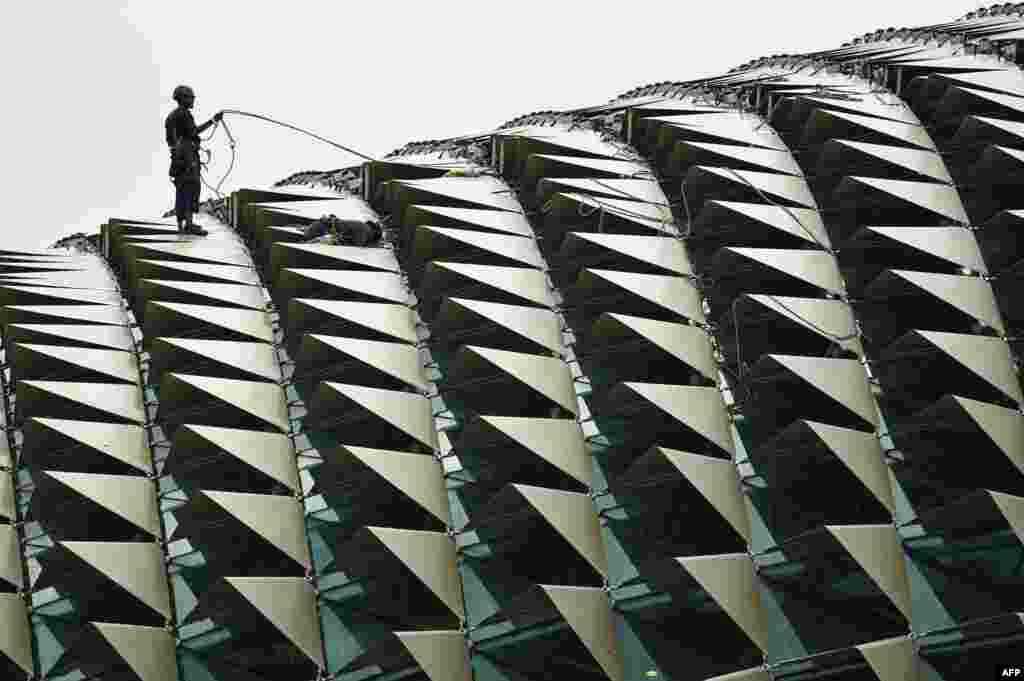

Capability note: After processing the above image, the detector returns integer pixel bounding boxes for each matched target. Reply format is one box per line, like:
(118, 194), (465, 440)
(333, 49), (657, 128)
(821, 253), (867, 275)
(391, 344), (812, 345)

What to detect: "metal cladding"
(4, 4), (1024, 680)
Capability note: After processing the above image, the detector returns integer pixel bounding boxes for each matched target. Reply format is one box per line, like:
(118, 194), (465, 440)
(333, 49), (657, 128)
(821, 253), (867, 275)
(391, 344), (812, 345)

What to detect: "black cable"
(219, 109), (377, 162)
(198, 108), (377, 218)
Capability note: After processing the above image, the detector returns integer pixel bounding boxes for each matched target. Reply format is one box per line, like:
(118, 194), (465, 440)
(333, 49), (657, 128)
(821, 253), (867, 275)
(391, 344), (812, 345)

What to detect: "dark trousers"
(174, 178), (200, 225)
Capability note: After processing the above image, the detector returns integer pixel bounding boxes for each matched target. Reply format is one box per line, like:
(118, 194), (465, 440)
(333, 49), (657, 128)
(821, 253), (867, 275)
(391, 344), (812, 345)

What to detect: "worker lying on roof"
(302, 214), (383, 246)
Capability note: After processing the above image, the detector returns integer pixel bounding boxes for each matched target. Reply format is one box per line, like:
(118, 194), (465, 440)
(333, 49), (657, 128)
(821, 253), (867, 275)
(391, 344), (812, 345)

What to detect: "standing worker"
(165, 85), (221, 235)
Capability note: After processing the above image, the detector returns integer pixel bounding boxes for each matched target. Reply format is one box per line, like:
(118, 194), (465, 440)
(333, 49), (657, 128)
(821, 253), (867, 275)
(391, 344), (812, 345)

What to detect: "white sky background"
(2, 1), (982, 251)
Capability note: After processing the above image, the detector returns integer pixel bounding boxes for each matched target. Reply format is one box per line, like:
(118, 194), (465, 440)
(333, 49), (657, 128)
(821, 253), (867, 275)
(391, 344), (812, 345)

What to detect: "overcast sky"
(2, 1), (981, 251)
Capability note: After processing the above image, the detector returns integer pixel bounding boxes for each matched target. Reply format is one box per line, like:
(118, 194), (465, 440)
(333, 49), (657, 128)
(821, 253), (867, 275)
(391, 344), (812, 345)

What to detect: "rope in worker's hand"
(218, 109), (377, 162)
(197, 109), (379, 218)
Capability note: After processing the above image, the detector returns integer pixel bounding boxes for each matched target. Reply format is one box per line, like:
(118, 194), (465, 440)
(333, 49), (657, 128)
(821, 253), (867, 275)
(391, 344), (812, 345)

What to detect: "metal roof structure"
(6, 3), (1024, 679)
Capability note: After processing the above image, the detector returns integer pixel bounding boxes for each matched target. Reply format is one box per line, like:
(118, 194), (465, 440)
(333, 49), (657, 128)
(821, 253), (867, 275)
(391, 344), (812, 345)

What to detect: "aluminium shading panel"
(0, 526), (21, 589)
(392, 631), (472, 681)
(470, 483), (607, 580)
(643, 114), (790, 150)
(758, 525), (911, 654)
(893, 395), (1024, 500)
(268, 242), (400, 278)
(684, 166), (818, 209)
(400, 204), (535, 237)
(525, 154), (653, 179)
(817, 139), (953, 184)
(616, 447), (751, 545)
(642, 553), (768, 656)
(174, 489), (310, 570)
(213, 577), (324, 666)
(0, 594), (33, 676)
(953, 114), (1024, 150)
(387, 177), (524, 213)
(0, 477), (11, 521)
(586, 313), (718, 382)
(559, 232), (694, 277)
(409, 226), (545, 270)
(37, 541), (171, 624)
(801, 108), (937, 150)
(878, 330), (1022, 409)
(935, 86), (1024, 123)
(568, 269), (705, 324)
(727, 294), (863, 358)
(310, 382), (438, 452)
(286, 299), (418, 345)
(134, 280), (267, 312)
(607, 455), (751, 570)
(234, 185), (346, 203)
(123, 241), (253, 267)
(710, 248), (846, 298)
(754, 420), (896, 516)
(498, 126), (633, 163)
(166, 424), (299, 493)
(89, 623), (179, 681)
(548, 193), (678, 235)
(251, 225), (305, 251)
(862, 270), (1005, 337)
(314, 445), (450, 528)
(456, 414), (590, 490)
(594, 383), (735, 459)
(536, 177), (670, 205)
(670, 140), (803, 175)
(274, 269), (408, 305)
(158, 373), (289, 433)
(846, 226), (987, 276)
(857, 637), (919, 681)
(834, 176), (969, 224)
(329, 526), (465, 623)
(781, 93), (923, 126)
(5, 324), (134, 351)
(9, 344), (139, 385)
(339, 630), (471, 681)
(16, 381), (145, 424)
(32, 470), (160, 540)
(131, 259), (262, 286)
(932, 69), (1024, 98)
(432, 297), (564, 355)
(418, 261), (556, 312)
(0, 272), (120, 291)
(293, 335), (428, 392)
(509, 584), (624, 681)
(692, 200), (831, 248)
(143, 301), (274, 344)
(250, 198), (371, 221)
(747, 355), (878, 432)
(826, 525), (913, 623)
(0, 285), (121, 307)
(20, 418), (151, 475)
(446, 345), (579, 417)
(148, 338), (281, 383)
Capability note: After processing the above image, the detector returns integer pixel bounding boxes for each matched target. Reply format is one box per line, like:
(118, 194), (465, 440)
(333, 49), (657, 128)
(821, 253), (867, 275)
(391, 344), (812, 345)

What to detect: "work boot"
(184, 224), (208, 236)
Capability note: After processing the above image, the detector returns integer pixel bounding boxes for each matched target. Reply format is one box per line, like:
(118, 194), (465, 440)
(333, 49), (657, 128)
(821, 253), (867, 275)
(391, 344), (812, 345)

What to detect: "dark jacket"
(165, 106), (202, 182)
(303, 217), (382, 246)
